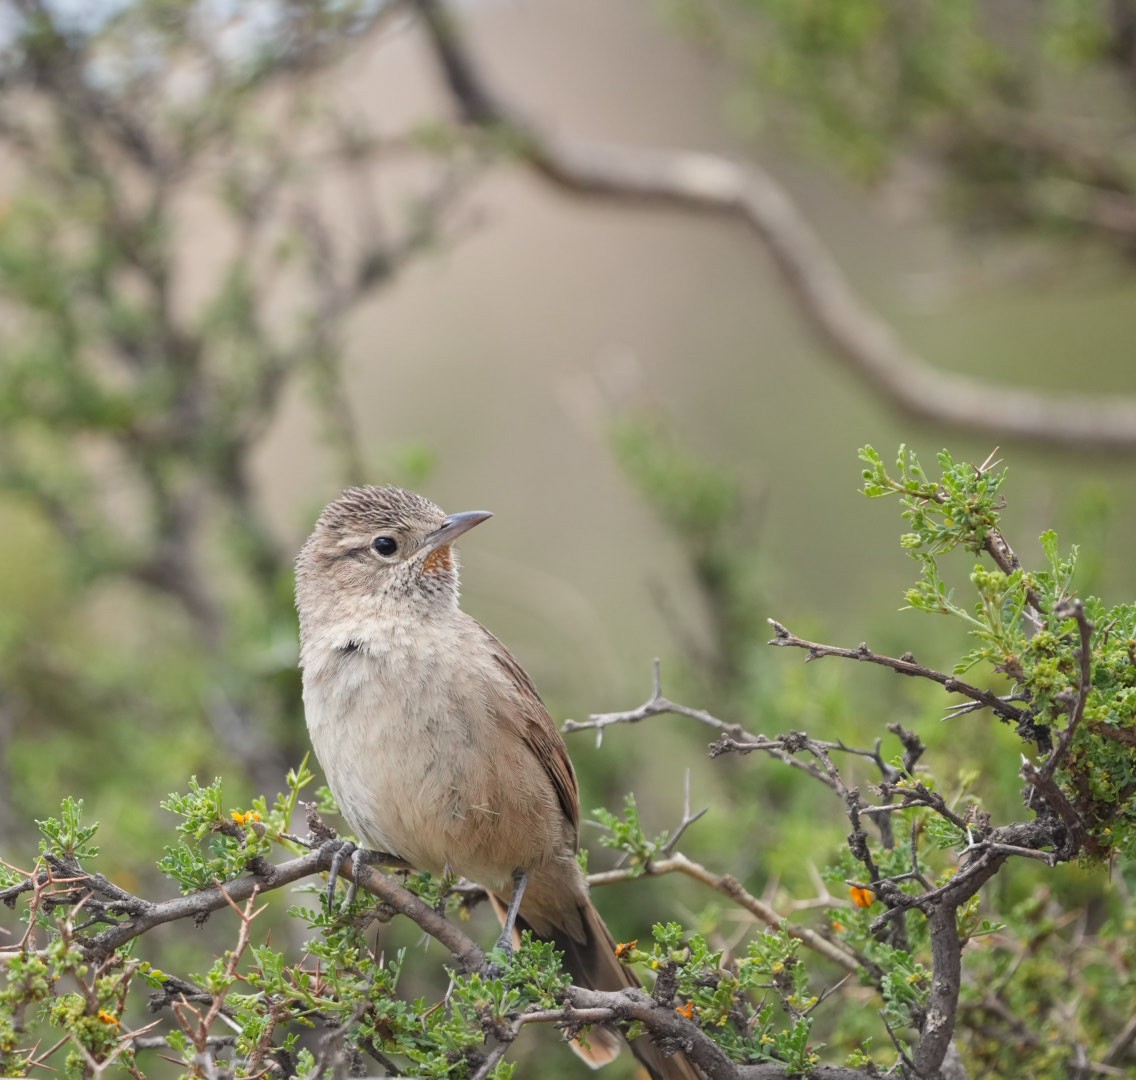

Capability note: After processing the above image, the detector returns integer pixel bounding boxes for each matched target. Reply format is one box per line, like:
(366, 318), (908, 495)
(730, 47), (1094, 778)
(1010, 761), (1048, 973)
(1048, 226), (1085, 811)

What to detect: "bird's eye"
(372, 536), (398, 557)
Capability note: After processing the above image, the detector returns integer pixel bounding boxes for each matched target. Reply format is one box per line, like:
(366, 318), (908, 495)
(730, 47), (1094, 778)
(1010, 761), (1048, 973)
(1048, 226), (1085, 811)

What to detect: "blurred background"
(1, 0), (1135, 1074)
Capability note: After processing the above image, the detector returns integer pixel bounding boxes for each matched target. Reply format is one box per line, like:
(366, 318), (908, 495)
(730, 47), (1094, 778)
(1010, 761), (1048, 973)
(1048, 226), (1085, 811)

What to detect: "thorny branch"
(1, 838), (869, 1080)
(564, 658), (836, 788)
(561, 614), (1098, 1080)
(587, 851), (860, 977)
(767, 620), (1028, 725)
(1, 630), (1117, 1080)
(0, 0), (479, 798)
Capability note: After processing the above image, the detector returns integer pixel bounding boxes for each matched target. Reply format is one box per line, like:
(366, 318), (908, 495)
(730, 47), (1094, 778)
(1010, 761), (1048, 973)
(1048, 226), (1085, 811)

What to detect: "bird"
(295, 485), (699, 1078)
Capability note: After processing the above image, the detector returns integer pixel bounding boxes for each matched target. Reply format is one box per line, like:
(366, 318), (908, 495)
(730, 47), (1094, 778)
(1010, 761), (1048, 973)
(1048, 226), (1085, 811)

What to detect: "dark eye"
(372, 536), (398, 557)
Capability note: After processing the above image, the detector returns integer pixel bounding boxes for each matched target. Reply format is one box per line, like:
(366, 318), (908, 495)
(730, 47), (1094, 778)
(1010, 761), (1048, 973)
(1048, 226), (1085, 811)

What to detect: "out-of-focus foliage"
(0, 0), (468, 834)
(669, 0), (1136, 247)
(612, 417), (766, 701)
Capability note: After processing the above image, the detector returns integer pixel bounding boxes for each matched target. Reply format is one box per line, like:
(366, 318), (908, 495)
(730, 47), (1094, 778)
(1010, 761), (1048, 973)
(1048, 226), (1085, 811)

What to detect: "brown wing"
(473, 620), (581, 842)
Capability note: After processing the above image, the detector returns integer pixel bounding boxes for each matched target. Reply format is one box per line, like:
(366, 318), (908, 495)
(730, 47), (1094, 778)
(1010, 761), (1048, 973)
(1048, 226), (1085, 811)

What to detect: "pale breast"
(301, 617), (570, 890)
(303, 628), (459, 872)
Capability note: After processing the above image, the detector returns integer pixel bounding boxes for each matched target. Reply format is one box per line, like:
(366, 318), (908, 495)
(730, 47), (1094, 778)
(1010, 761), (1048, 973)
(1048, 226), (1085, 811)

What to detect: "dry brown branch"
(767, 619), (1028, 724)
(562, 986), (870, 1080)
(1042, 599), (1093, 779)
(2, 842), (876, 1080)
(588, 851), (859, 976)
(564, 659), (837, 788)
(410, 0), (1136, 454)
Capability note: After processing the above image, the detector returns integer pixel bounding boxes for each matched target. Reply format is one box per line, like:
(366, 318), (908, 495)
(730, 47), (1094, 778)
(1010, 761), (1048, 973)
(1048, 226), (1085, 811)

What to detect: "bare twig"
(565, 661), (837, 788)
(563, 659), (752, 746)
(587, 851), (860, 976)
(768, 619), (1028, 724)
(660, 770), (710, 856)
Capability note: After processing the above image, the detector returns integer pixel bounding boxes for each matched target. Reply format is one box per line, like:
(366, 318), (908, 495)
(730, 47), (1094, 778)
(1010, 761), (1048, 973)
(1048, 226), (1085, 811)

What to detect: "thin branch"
(131, 1035), (236, 1051)
(660, 770), (710, 856)
(564, 661), (836, 787)
(1042, 599), (1093, 779)
(27, 841), (487, 972)
(411, 0), (1136, 454)
(768, 619), (1027, 724)
(869, 846), (1009, 936)
(586, 852), (860, 976)
(563, 659), (752, 746)
(1020, 757), (1095, 859)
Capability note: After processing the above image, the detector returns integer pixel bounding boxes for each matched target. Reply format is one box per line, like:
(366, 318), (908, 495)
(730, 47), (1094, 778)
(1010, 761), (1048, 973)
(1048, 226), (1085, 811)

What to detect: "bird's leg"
(326, 841), (411, 912)
(493, 867), (529, 957)
(327, 840), (356, 911)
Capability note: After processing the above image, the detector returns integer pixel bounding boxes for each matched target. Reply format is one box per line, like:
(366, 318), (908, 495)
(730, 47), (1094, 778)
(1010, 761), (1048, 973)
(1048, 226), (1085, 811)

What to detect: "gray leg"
(326, 842), (411, 912)
(327, 841), (357, 911)
(344, 846), (373, 908)
(493, 868), (528, 956)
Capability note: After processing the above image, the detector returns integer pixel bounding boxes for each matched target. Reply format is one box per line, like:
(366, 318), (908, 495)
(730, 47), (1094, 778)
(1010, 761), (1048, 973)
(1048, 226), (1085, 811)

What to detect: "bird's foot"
(491, 929), (516, 960)
(325, 841), (409, 912)
(484, 933), (516, 979)
(484, 867), (528, 975)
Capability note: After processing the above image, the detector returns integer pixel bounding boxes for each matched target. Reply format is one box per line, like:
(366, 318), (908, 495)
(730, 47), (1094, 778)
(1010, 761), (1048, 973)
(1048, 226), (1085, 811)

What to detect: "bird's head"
(295, 485), (492, 631)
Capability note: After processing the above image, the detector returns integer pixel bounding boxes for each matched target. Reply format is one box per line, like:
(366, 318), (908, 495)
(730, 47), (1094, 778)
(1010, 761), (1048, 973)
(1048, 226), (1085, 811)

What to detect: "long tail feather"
(491, 894), (701, 1078)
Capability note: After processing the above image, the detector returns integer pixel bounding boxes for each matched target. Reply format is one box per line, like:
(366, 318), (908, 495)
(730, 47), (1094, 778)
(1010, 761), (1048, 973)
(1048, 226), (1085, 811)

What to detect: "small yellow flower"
(231, 811), (248, 825)
(98, 1010), (120, 1027)
(850, 885), (876, 909)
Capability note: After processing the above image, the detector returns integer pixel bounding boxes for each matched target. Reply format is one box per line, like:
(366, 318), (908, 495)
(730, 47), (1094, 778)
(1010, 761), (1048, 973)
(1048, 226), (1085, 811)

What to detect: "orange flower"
(231, 810), (261, 826)
(614, 940), (638, 960)
(849, 885), (876, 908)
(98, 1010), (120, 1027)
(675, 1001), (694, 1020)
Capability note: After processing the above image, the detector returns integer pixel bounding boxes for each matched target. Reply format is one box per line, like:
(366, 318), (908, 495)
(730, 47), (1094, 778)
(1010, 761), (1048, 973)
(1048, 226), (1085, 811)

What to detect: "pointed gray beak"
(421, 510), (493, 554)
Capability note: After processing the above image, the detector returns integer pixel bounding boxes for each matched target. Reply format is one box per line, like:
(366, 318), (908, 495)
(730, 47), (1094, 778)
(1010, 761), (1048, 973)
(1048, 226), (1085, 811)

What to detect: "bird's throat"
(422, 544), (454, 575)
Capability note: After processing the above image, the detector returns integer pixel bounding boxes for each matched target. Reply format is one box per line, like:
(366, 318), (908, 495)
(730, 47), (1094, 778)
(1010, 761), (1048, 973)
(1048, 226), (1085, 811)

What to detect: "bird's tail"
(491, 893), (701, 1079)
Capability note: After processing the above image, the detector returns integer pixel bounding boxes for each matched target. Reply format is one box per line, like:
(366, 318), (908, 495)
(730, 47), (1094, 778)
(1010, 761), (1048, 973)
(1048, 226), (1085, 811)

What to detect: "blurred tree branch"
(411, 0), (1136, 454)
(0, 1), (477, 801)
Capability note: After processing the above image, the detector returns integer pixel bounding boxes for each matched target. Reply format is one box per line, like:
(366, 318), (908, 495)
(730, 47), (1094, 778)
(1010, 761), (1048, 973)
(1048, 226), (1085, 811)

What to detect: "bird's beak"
(421, 510), (493, 554)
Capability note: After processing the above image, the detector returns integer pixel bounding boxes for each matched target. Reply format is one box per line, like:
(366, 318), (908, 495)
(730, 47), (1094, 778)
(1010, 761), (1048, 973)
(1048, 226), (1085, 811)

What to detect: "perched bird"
(296, 485), (698, 1078)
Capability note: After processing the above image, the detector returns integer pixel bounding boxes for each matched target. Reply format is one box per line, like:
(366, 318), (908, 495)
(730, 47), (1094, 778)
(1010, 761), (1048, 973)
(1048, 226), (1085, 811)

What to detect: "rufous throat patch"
(423, 545), (453, 574)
